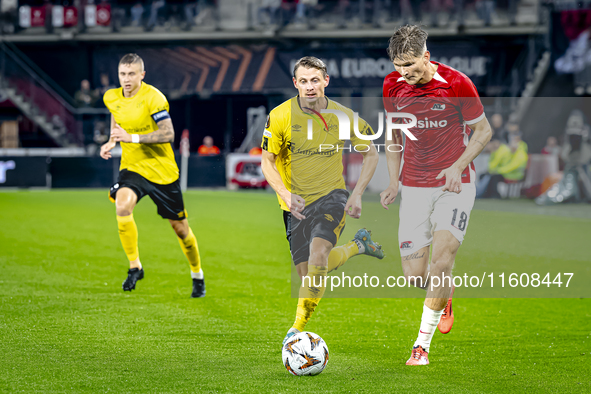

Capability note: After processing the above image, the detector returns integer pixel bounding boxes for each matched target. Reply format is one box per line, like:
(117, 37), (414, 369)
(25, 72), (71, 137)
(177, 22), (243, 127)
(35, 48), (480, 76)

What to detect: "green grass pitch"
(0, 190), (590, 393)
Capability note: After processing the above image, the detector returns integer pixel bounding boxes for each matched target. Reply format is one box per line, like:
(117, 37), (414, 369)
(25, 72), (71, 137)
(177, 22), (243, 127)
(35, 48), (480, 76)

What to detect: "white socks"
(413, 304), (444, 352)
(191, 269), (204, 280)
(354, 239), (365, 254)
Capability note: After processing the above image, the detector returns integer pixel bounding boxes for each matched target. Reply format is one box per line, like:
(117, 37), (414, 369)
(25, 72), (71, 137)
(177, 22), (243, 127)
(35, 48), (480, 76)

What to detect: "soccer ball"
(282, 331), (329, 376)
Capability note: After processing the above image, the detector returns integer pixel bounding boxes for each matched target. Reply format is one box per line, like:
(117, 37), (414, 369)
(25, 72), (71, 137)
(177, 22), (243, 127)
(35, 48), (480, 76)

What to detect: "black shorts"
(284, 189), (348, 266)
(109, 169), (187, 221)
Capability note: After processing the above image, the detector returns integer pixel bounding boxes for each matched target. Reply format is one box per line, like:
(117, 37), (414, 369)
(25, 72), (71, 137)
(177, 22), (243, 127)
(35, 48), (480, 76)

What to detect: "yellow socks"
(293, 265), (328, 332)
(327, 241), (359, 273)
(117, 214), (139, 262)
(291, 241), (359, 331)
(178, 228), (202, 274)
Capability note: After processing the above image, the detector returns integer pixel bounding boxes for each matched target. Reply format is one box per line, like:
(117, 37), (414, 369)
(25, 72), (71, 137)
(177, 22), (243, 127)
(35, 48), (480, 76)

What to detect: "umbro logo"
(292, 124), (302, 131)
(324, 214), (334, 222)
(431, 104), (446, 110)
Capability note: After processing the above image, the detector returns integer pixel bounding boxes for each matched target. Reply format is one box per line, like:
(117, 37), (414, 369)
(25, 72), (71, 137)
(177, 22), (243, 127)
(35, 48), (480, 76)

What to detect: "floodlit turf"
(0, 190), (590, 393)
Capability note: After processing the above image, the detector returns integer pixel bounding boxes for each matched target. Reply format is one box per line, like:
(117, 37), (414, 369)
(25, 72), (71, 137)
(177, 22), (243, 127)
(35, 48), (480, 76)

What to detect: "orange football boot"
(437, 285), (455, 334)
(406, 345), (429, 365)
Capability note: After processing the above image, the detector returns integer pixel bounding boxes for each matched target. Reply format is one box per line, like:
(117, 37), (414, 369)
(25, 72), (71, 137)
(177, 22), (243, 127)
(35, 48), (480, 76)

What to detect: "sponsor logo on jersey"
(400, 241), (414, 250)
(431, 103), (446, 110)
(127, 125), (152, 133)
(263, 130), (272, 138)
(415, 119), (448, 128)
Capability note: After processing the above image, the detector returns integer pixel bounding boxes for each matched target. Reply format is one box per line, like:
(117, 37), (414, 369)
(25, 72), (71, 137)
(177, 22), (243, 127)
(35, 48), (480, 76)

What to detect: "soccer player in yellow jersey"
(100, 53), (205, 298)
(261, 56), (382, 345)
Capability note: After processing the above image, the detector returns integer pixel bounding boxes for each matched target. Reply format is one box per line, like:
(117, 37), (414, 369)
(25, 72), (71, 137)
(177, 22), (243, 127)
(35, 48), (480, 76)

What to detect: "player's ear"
(424, 51), (431, 63)
(324, 74), (330, 87)
(140, 71), (146, 80)
(292, 77), (298, 89)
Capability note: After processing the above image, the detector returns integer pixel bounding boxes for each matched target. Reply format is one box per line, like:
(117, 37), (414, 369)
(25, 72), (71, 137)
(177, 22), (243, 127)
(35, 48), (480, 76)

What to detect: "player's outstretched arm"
(436, 116), (492, 194)
(110, 119), (175, 144)
(100, 114), (117, 160)
(261, 150), (306, 220)
(380, 130), (403, 209)
(142, 118), (175, 143)
(345, 143), (379, 219)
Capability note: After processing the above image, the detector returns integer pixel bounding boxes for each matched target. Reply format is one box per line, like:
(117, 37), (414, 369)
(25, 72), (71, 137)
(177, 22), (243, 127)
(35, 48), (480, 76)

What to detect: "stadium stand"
(0, 0), (587, 194)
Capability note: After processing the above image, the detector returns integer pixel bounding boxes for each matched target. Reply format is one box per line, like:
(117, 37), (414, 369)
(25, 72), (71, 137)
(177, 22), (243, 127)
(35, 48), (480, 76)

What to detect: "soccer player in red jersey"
(380, 25), (492, 365)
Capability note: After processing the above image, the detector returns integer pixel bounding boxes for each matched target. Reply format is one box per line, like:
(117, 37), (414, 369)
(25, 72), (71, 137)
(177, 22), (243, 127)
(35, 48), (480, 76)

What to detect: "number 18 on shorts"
(398, 185), (476, 256)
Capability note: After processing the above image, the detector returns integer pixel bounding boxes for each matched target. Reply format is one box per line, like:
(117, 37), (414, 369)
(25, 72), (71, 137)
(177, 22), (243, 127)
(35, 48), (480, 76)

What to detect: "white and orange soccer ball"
(282, 331), (329, 376)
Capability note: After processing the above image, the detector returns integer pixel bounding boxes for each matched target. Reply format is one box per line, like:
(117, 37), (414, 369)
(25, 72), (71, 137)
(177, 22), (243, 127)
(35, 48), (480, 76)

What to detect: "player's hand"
(289, 193), (306, 220)
(99, 141), (116, 160)
(380, 183), (399, 209)
(345, 193), (362, 219)
(436, 165), (463, 194)
(110, 124), (132, 143)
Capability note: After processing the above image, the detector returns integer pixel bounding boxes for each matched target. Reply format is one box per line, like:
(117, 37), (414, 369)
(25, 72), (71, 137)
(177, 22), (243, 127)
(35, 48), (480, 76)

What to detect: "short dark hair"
(119, 53), (144, 71)
(387, 25), (428, 62)
(293, 56), (328, 79)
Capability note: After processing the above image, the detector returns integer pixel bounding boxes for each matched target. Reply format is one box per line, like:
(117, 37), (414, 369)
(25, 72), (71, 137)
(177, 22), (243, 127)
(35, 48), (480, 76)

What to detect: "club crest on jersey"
(400, 241), (414, 250)
(431, 103), (446, 111)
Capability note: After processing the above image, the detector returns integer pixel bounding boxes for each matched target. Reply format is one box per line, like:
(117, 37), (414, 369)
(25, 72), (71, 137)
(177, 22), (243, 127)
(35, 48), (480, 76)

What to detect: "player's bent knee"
(116, 205), (134, 217)
(309, 239), (332, 262)
(169, 220), (189, 239)
(114, 188), (137, 216)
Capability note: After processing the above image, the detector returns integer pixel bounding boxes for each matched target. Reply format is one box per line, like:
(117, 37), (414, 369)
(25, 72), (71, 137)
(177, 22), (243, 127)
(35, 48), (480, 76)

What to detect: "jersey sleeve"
(103, 89), (116, 112)
(261, 109), (285, 155)
(457, 76), (485, 125)
(382, 76), (398, 113)
(148, 87), (171, 123)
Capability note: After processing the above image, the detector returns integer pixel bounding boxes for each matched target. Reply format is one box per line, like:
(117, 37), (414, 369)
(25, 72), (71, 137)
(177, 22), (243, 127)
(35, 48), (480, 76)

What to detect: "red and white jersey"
(382, 61), (485, 187)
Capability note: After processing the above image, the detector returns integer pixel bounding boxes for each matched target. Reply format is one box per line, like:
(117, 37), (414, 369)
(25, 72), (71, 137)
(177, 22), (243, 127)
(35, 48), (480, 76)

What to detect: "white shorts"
(398, 184), (476, 256)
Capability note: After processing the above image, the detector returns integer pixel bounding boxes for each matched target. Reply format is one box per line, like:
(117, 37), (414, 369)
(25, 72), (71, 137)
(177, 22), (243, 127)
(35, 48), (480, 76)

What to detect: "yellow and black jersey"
(104, 82), (178, 185)
(261, 96), (374, 211)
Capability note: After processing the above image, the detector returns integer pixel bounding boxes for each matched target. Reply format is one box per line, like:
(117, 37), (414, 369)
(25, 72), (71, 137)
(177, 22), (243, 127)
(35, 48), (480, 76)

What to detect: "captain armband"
(151, 110), (171, 123)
